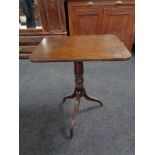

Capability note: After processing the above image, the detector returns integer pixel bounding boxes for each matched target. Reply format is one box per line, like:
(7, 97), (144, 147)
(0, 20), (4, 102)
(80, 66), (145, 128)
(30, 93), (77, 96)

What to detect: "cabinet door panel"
(69, 7), (103, 35)
(37, 0), (66, 32)
(103, 7), (135, 50)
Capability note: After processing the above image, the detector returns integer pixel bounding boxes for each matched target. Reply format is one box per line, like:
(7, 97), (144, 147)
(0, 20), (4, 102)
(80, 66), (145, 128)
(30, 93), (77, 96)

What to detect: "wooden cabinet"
(68, 0), (135, 51)
(37, 0), (66, 32)
(103, 7), (134, 50)
(69, 7), (103, 35)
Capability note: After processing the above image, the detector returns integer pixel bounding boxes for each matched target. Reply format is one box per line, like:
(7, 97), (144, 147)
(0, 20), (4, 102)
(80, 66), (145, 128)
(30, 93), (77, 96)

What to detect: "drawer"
(19, 46), (37, 54)
(19, 36), (44, 46)
(68, 0), (135, 7)
(19, 35), (62, 46)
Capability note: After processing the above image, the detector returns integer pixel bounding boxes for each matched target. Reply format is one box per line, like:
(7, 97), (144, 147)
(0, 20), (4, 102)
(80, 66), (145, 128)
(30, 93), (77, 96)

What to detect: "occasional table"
(29, 35), (131, 138)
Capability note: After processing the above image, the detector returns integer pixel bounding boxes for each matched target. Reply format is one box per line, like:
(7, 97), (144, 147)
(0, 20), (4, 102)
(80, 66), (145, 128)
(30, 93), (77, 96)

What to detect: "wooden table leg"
(83, 88), (103, 106)
(70, 91), (81, 138)
(63, 62), (103, 137)
(63, 90), (76, 103)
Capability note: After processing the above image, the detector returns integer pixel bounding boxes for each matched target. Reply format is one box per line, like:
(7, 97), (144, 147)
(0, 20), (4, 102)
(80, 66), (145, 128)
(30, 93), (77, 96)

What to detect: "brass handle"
(115, 0), (123, 4)
(86, 1), (94, 6)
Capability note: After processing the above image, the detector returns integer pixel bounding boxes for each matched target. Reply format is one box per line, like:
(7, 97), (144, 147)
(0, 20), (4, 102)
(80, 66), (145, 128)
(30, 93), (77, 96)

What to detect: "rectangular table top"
(29, 35), (131, 62)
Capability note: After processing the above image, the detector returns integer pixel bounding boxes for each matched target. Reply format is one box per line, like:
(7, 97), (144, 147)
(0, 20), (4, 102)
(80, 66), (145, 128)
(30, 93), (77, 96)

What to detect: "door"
(103, 7), (135, 50)
(69, 7), (103, 35)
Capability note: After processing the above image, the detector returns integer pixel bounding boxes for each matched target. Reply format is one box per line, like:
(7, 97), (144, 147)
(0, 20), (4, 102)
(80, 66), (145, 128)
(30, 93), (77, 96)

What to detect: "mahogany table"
(29, 35), (131, 138)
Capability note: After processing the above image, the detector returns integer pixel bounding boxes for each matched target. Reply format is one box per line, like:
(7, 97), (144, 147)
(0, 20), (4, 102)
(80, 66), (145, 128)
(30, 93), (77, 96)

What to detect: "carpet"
(19, 55), (135, 155)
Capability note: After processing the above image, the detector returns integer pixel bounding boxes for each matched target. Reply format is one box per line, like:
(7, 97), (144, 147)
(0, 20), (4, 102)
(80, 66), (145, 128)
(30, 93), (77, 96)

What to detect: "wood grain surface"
(29, 35), (131, 62)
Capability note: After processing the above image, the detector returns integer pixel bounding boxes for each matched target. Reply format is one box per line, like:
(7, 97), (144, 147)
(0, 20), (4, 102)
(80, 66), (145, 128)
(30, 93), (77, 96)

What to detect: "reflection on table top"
(29, 34), (131, 62)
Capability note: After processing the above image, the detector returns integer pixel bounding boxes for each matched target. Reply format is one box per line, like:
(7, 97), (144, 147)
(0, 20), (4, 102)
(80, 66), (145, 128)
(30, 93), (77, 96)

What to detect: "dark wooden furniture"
(19, 0), (66, 58)
(29, 35), (131, 138)
(68, 0), (135, 51)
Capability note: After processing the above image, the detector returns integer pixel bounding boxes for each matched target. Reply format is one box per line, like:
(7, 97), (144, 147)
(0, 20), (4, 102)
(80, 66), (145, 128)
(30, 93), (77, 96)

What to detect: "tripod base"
(63, 62), (103, 138)
(63, 88), (102, 106)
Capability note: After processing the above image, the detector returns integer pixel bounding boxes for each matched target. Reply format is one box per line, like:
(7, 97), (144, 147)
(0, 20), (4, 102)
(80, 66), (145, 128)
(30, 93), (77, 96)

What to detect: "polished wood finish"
(37, 0), (66, 32)
(68, 0), (134, 6)
(64, 62), (102, 138)
(29, 35), (131, 62)
(19, 34), (66, 56)
(69, 7), (103, 35)
(103, 7), (135, 51)
(20, 46), (36, 54)
(19, 0), (66, 58)
(68, 0), (135, 51)
(19, 29), (67, 36)
(29, 35), (131, 137)
(20, 36), (44, 46)
(63, 62), (103, 105)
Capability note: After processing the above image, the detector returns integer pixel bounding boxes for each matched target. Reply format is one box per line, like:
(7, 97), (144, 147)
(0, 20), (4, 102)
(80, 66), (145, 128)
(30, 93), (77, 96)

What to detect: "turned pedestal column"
(63, 62), (103, 138)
